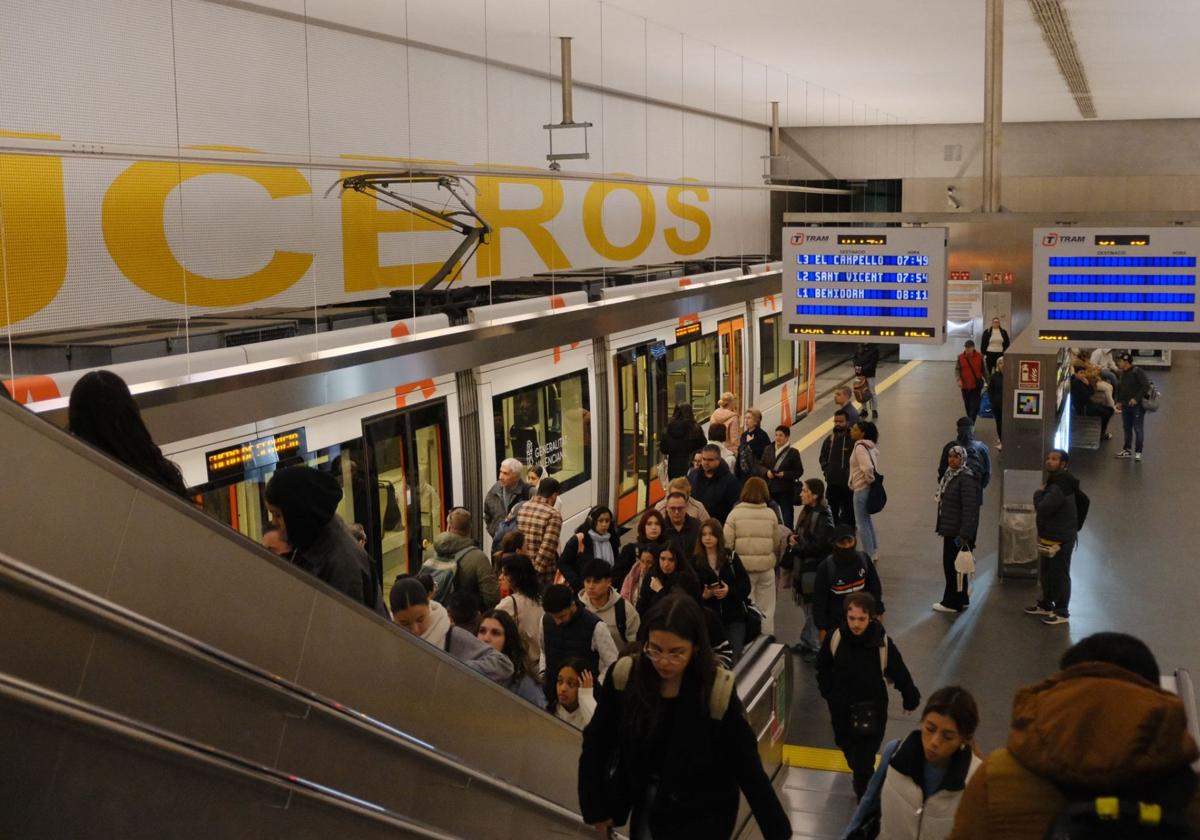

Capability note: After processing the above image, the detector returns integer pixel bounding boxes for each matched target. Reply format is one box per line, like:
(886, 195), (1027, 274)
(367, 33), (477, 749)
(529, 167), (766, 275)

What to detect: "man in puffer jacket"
(948, 632), (1200, 839)
(1026, 449), (1080, 627)
(723, 476), (782, 635)
(691, 444), (743, 525)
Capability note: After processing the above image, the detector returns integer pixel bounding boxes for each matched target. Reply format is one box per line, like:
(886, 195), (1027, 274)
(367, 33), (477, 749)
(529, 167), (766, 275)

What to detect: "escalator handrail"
(0, 671), (462, 839)
(0, 550), (586, 828)
(1176, 668), (1200, 771)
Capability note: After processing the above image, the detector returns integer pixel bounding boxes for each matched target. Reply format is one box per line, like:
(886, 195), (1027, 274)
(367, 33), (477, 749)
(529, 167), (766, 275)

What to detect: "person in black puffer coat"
(265, 466), (388, 616)
(660, 404), (707, 480)
(783, 478), (835, 658)
(933, 446), (980, 614)
(1028, 449), (1081, 625)
(816, 591), (921, 799)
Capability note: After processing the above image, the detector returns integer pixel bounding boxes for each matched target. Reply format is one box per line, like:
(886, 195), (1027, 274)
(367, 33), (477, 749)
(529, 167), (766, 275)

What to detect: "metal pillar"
(982, 0), (1004, 213)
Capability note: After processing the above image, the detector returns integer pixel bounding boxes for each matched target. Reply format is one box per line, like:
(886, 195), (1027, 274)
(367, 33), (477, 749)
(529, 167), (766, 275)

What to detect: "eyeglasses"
(643, 643), (690, 664)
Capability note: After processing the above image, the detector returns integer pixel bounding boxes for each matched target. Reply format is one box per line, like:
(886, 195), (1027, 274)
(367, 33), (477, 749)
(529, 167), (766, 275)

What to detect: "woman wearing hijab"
(932, 446), (980, 615)
(558, 505), (616, 591)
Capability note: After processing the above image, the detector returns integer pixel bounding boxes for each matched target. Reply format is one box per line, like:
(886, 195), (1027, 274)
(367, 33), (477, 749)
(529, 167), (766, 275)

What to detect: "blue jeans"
(798, 603), (820, 652)
(853, 488), (878, 557)
(1122, 404), (1145, 453)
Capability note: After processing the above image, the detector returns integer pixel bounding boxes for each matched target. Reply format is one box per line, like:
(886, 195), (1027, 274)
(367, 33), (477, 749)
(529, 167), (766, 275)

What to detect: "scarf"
(588, 530), (615, 567)
(937, 446), (968, 502)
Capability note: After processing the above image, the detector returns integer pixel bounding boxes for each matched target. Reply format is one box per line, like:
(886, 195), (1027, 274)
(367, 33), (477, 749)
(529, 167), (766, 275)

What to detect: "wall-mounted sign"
(1014, 390), (1043, 420)
(782, 226), (948, 344)
(983, 271), (1013, 285)
(950, 270), (971, 281)
(1018, 360), (1041, 390)
(1032, 227), (1200, 347)
(205, 428), (306, 483)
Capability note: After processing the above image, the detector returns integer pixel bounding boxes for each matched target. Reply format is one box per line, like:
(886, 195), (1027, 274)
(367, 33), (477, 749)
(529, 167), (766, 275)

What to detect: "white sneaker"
(996, 442), (1003, 452)
(1115, 449), (1132, 459)
(932, 602), (958, 614)
(1135, 452), (1142, 462)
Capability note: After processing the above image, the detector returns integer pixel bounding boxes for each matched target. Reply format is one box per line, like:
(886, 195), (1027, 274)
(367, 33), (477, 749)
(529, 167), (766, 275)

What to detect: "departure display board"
(205, 428), (306, 482)
(1032, 228), (1200, 347)
(782, 226), (948, 344)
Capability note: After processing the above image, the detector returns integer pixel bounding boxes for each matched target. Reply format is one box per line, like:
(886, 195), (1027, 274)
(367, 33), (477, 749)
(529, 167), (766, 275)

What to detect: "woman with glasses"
(579, 594), (791, 840)
(495, 552), (544, 680)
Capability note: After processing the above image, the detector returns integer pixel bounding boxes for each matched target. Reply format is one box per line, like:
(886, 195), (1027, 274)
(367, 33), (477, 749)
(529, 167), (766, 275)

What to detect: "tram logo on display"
(790, 233), (806, 246)
(1042, 233), (1058, 247)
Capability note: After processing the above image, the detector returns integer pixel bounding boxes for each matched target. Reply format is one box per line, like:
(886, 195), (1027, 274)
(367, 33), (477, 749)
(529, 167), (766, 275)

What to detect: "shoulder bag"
(865, 449), (887, 514)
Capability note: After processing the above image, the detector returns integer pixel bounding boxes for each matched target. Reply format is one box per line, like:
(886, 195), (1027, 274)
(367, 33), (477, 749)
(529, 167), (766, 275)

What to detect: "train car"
(15, 261), (815, 592)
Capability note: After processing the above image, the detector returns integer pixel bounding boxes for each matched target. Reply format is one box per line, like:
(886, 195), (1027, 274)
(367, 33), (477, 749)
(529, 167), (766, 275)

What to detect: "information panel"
(205, 428), (306, 483)
(1032, 227), (1200, 347)
(782, 227), (948, 344)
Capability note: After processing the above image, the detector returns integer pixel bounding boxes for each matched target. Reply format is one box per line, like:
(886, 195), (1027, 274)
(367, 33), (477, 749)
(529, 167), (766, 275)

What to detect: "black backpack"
(1075, 488), (1091, 530)
(1044, 786), (1194, 839)
(736, 442), (760, 479)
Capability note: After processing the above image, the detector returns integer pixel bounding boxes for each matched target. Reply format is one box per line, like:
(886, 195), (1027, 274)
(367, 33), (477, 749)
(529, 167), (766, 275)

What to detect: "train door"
(615, 341), (667, 525)
(718, 316), (745, 412)
(362, 401), (452, 602)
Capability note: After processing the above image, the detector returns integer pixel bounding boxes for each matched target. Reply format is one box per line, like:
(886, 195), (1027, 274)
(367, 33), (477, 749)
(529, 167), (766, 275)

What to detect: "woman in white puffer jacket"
(723, 477), (782, 636)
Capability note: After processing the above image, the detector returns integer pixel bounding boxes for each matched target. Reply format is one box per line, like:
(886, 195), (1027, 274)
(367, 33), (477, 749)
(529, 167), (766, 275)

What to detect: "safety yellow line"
(782, 745), (881, 773)
(791, 359), (924, 454)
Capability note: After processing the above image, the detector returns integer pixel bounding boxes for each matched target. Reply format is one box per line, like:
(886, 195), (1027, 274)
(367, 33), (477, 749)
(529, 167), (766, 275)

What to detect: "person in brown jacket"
(948, 632), (1200, 839)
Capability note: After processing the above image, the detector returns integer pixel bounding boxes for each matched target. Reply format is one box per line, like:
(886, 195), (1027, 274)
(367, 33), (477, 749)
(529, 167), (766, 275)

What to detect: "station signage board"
(1032, 227), (1200, 347)
(782, 227), (948, 344)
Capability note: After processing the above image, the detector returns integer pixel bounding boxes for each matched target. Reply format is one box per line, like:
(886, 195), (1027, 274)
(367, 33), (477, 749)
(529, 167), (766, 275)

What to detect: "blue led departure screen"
(1032, 228), (1200, 346)
(782, 227), (948, 345)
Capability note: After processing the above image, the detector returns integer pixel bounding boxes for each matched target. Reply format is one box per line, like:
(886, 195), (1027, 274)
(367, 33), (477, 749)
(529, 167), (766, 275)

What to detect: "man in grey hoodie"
(578, 559), (641, 654)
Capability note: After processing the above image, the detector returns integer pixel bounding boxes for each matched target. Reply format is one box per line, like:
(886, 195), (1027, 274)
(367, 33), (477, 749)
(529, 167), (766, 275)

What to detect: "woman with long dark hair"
(637, 542), (701, 618)
(784, 478), (836, 660)
(579, 594), (791, 839)
(659, 403), (706, 481)
(477, 609), (546, 709)
(68, 370), (189, 497)
(692, 519), (751, 662)
(495, 552), (544, 679)
(616, 508), (667, 594)
(559, 504), (617, 590)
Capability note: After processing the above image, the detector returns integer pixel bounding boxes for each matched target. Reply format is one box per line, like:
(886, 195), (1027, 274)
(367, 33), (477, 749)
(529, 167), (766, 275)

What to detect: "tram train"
(11, 258), (815, 595)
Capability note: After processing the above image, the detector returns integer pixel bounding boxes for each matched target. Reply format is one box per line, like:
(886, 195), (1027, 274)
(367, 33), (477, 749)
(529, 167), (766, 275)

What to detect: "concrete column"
(982, 0), (1004, 213)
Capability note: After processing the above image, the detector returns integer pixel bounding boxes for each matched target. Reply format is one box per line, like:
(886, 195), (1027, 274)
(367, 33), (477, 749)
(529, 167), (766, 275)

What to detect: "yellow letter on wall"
(102, 161), (312, 306)
(0, 131), (68, 327)
(583, 177), (656, 262)
(664, 183), (711, 256)
(474, 176), (570, 278)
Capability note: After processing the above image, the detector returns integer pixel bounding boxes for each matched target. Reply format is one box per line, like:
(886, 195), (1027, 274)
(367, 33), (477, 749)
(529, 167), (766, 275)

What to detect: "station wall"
(0, 0), (779, 335)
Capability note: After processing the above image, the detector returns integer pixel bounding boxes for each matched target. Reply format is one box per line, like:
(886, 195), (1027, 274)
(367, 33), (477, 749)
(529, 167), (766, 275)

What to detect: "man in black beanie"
(265, 466), (387, 616)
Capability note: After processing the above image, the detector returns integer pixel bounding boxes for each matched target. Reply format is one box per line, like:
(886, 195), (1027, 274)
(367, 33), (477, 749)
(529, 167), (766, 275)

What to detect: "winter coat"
(615, 540), (663, 599)
(294, 515), (387, 616)
(483, 479), (532, 537)
(854, 344), (880, 377)
(850, 440), (878, 491)
(812, 550), (883, 631)
(579, 663), (793, 840)
(579, 587), (641, 651)
(506, 673), (547, 709)
(690, 460), (743, 524)
(496, 591), (543, 677)
(848, 730), (981, 840)
(653, 494), (710, 524)
(637, 568), (703, 618)
(428, 531), (499, 609)
(784, 504), (836, 597)
(937, 435), (990, 490)
(947, 662), (1200, 840)
(723, 503), (780, 573)
(660, 420), (707, 479)
(694, 550), (752, 626)
(760, 443), (804, 500)
(709, 406), (741, 454)
(1114, 363), (1152, 406)
(1033, 471), (1079, 543)
(421, 601), (515, 684)
(663, 515), (701, 558)
(956, 351), (987, 391)
(820, 428), (855, 488)
(987, 370), (1003, 414)
(736, 426), (771, 479)
(816, 620), (920, 735)
(936, 469), (981, 545)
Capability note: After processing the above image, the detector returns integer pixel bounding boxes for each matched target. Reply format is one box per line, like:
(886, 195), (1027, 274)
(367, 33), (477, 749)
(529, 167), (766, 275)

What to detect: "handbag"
(954, 547), (975, 593)
(380, 481), (402, 531)
(1143, 382), (1160, 412)
(863, 447), (886, 515)
(849, 700), (882, 735)
(744, 601), (764, 642)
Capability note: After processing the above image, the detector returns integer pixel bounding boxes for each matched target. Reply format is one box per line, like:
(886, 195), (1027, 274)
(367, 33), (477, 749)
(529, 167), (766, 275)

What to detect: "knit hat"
(265, 466), (343, 550)
(833, 524), (857, 543)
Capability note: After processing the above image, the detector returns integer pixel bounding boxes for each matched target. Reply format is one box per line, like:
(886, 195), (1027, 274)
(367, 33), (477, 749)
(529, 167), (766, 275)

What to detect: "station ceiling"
(607, 0), (1200, 125)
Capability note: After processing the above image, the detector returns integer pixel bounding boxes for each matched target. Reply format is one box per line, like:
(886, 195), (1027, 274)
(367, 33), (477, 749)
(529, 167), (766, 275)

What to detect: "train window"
(665, 334), (718, 423)
(494, 370), (592, 494)
(760, 313), (797, 391)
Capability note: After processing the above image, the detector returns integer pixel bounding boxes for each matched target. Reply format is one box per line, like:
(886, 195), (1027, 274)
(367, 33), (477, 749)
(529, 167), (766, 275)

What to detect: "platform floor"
(775, 352), (1200, 756)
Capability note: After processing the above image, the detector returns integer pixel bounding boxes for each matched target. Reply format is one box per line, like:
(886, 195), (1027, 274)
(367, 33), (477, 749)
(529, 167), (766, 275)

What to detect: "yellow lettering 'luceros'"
(0, 131), (67, 326)
(474, 176), (571, 277)
(665, 183), (711, 255)
(102, 161), (312, 306)
(583, 177), (655, 262)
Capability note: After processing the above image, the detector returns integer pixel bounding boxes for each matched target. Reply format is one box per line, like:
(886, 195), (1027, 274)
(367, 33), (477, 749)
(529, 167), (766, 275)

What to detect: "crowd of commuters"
(48, 341), (1185, 840)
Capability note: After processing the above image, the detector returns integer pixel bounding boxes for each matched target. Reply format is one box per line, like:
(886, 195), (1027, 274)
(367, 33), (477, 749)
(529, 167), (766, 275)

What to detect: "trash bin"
(999, 503), (1038, 579)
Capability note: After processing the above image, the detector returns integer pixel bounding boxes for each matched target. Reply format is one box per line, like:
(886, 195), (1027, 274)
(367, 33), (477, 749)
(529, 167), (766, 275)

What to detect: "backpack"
(1042, 764), (1196, 840)
(1075, 487), (1091, 530)
(829, 627), (889, 677)
(613, 597), (628, 642)
(493, 501), (526, 543)
(610, 656), (735, 720)
(736, 442), (760, 479)
(964, 442), (989, 489)
(418, 545), (473, 604)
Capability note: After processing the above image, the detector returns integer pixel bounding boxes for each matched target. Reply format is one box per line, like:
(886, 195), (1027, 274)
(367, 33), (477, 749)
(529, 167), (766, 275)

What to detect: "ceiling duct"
(1027, 0), (1098, 119)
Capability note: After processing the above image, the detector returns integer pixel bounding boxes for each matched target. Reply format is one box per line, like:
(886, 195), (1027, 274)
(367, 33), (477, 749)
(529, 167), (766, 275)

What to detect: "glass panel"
(689, 334), (718, 421)
(367, 420), (409, 600)
(492, 369), (592, 494)
(413, 421), (446, 552)
(759, 313), (794, 390)
(759, 314), (778, 387)
(618, 356), (638, 498)
(665, 344), (691, 419)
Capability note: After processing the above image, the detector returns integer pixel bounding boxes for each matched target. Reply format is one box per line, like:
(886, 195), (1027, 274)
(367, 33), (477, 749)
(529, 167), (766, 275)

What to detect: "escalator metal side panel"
(0, 563), (590, 838)
(0, 398), (582, 809)
(731, 642), (793, 838)
(0, 674), (458, 840)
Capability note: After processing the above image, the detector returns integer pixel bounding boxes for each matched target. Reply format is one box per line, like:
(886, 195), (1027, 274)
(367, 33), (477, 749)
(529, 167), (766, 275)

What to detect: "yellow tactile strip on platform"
(782, 745), (881, 774)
